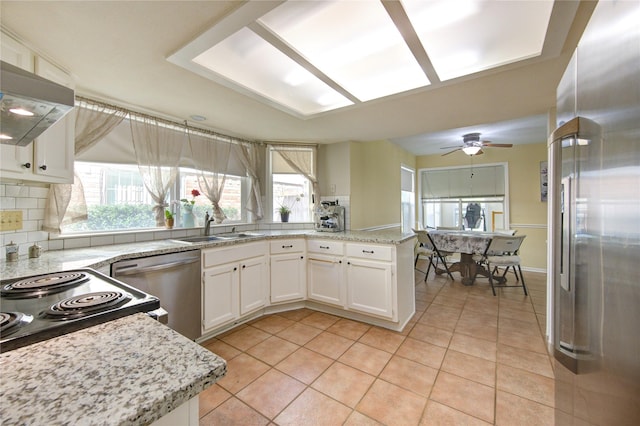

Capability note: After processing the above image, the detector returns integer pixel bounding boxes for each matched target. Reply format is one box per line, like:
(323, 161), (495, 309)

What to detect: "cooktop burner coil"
(44, 291), (132, 320)
(1, 272), (90, 298)
(0, 311), (33, 336)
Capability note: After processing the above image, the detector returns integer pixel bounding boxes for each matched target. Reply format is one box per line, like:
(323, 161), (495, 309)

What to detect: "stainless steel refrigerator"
(549, 1), (640, 425)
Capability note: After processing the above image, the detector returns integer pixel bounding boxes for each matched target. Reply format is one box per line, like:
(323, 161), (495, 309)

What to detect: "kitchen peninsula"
(1, 229), (416, 337)
(0, 313), (227, 426)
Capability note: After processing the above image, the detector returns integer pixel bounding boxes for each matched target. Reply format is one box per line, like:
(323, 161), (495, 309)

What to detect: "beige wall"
(317, 142), (350, 196)
(416, 142), (548, 270)
(349, 140), (416, 230)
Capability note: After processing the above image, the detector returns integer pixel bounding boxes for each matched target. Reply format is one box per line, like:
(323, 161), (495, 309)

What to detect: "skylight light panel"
(402, 0), (553, 81)
(258, 0), (429, 102)
(193, 27), (353, 116)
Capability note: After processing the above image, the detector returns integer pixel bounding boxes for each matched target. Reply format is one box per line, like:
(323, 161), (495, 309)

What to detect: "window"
(419, 164), (508, 231)
(270, 147), (314, 222)
(64, 163), (248, 232)
(64, 162), (157, 232)
(401, 165), (415, 233)
(62, 113), (249, 234)
(178, 168), (246, 225)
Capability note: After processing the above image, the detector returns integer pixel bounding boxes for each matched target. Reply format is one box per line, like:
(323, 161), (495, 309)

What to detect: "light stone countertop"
(0, 229), (415, 281)
(0, 313), (227, 426)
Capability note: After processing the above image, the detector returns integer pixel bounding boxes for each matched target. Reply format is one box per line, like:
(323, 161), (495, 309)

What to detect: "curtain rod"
(75, 95), (257, 147)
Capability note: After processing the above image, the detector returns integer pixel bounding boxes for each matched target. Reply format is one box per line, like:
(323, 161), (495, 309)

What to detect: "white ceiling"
(0, 1), (593, 155)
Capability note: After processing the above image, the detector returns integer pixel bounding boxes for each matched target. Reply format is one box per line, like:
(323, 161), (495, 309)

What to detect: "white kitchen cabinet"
(270, 239), (306, 303)
(201, 242), (267, 333)
(202, 262), (239, 331)
(307, 239), (345, 307)
(0, 36), (75, 184)
(1, 33), (34, 71)
(345, 243), (394, 319)
(239, 255), (267, 315)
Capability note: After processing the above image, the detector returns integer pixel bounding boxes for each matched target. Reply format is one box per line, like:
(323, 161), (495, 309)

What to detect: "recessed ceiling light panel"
(259, 0), (429, 102)
(193, 27), (353, 116)
(402, 0), (554, 81)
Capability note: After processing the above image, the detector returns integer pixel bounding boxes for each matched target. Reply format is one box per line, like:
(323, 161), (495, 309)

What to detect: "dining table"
(428, 230), (501, 286)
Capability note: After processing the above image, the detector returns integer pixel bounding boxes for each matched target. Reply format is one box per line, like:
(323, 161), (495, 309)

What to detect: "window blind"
(421, 165), (505, 198)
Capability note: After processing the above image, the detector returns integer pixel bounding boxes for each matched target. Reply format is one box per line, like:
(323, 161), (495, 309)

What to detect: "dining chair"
(473, 235), (527, 296)
(413, 229), (454, 281)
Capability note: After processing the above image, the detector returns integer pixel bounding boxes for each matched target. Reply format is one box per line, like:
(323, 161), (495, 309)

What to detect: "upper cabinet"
(0, 33), (75, 184)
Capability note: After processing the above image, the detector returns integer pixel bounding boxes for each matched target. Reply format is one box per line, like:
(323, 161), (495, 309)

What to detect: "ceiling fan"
(441, 133), (513, 156)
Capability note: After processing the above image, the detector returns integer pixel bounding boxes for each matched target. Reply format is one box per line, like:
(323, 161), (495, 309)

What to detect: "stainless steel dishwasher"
(111, 250), (201, 340)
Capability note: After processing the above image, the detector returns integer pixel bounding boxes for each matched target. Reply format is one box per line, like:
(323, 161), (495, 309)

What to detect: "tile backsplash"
(0, 181), (50, 256)
(0, 181), (340, 258)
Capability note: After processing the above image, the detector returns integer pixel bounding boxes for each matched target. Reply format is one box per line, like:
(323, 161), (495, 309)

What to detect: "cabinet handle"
(309, 257), (337, 264)
(22, 162), (31, 169)
(339, 260), (342, 264)
(320, 245), (330, 249)
(362, 250), (374, 254)
(39, 164), (47, 171)
(233, 267), (237, 271)
(347, 261), (351, 265)
(300, 256), (304, 259)
(242, 264), (246, 269)
(282, 245), (293, 248)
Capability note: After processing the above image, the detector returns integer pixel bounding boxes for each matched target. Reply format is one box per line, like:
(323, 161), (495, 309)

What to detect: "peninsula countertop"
(0, 228), (415, 281)
(0, 313), (227, 426)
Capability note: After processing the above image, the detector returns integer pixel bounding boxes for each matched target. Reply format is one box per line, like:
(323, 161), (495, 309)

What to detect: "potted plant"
(276, 194), (302, 223)
(277, 205), (291, 223)
(164, 209), (174, 229)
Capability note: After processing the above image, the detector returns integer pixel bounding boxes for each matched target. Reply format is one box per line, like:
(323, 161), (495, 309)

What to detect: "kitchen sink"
(172, 236), (224, 243)
(217, 232), (262, 239)
(172, 233), (263, 244)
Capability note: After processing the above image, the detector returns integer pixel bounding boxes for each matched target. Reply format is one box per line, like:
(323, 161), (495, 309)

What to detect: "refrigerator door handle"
(560, 176), (572, 292)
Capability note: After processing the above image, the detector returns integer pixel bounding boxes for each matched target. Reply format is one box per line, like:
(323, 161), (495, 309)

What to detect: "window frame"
(417, 162), (510, 231)
(267, 146), (315, 223)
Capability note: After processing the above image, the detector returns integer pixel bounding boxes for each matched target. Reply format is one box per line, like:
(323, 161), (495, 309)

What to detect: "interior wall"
(416, 142), (548, 271)
(317, 142), (350, 196)
(349, 140), (416, 230)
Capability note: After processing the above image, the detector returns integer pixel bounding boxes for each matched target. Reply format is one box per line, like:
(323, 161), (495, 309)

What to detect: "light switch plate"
(0, 210), (23, 231)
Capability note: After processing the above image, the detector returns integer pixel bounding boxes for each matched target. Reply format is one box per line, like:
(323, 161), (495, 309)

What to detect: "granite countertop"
(0, 313), (227, 426)
(0, 229), (415, 281)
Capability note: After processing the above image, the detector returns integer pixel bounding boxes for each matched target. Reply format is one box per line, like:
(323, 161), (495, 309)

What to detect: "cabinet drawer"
(307, 239), (344, 256)
(203, 241), (266, 268)
(346, 243), (393, 262)
(270, 239), (305, 254)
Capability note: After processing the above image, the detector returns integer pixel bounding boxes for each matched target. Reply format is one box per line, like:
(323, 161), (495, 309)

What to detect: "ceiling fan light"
(462, 146), (482, 155)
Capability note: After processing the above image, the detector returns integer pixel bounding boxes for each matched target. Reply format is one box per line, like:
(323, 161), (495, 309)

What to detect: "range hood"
(0, 60), (74, 146)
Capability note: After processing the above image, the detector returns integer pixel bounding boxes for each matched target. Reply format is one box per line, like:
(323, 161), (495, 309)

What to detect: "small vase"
(165, 218), (174, 229)
(280, 212), (290, 223)
(182, 205), (195, 228)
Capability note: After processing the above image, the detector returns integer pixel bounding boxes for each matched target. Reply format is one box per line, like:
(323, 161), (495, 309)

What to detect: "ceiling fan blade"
(440, 145), (463, 149)
(442, 148), (462, 156)
(482, 143), (513, 148)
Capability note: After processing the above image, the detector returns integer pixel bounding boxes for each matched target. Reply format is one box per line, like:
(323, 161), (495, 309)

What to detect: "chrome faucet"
(204, 212), (215, 236)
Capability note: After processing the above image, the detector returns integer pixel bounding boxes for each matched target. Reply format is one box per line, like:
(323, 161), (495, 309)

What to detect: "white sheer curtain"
(187, 130), (232, 223)
(129, 112), (185, 226)
(43, 98), (127, 233)
(272, 145), (319, 210)
(235, 143), (264, 220)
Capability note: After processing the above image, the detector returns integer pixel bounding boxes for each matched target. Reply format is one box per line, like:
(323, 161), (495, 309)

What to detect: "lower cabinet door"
(202, 263), (239, 331)
(240, 256), (267, 315)
(270, 253), (306, 303)
(346, 258), (393, 319)
(308, 254), (344, 307)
